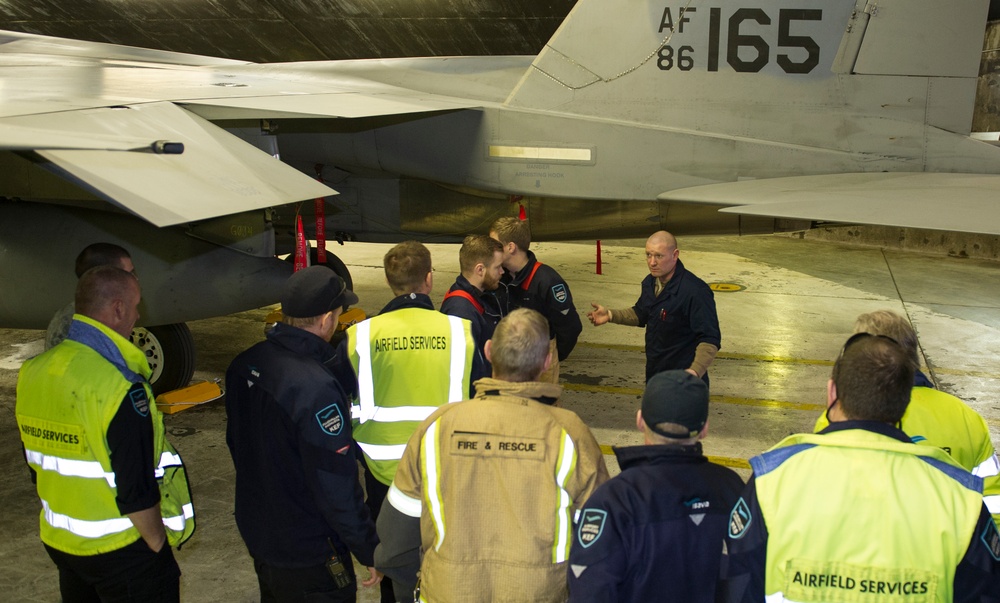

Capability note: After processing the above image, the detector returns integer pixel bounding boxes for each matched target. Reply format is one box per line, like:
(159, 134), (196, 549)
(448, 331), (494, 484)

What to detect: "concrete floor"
(2, 234), (999, 601)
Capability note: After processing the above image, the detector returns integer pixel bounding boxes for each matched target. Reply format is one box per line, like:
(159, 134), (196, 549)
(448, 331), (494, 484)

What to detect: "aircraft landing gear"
(310, 248), (353, 289)
(131, 323), (196, 395)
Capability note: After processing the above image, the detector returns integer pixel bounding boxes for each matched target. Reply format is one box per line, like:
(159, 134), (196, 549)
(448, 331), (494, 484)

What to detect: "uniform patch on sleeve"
(577, 508), (607, 548)
(982, 519), (1000, 561)
(128, 384), (149, 417)
(552, 283), (568, 304)
(315, 404), (344, 436)
(728, 497), (752, 539)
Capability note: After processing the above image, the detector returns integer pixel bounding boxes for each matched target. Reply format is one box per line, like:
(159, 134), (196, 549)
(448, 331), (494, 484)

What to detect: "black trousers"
(363, 461), (403, 603)
(44, 538), (180, 603)
(254, 557), (357, 603)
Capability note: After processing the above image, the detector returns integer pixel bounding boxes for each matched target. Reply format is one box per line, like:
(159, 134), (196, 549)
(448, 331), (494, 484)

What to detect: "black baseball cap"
(280, 266), (358, 318)
(641, 370), (709, 438)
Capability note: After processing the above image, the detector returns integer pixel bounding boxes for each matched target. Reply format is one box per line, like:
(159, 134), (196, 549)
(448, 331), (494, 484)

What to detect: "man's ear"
(826, 379), (837, 409)
(484, 339), (493, 364)
(636, 409), (645, 432)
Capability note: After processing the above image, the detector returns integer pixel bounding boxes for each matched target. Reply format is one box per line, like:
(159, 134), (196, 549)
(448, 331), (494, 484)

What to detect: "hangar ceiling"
(0, 0), (577, 62)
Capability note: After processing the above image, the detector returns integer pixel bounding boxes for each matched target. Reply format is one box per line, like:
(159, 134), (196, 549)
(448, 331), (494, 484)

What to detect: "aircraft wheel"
(131, 323), (196, 395)
(288, 249), (354, 289)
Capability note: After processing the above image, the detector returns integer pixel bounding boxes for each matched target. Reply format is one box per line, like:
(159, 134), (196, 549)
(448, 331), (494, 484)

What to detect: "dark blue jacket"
(499, 250), (582, 361)
(225, 323), (378, 567)
(440, 275), (496, 382)
(568, 443), (744, 603)
(633, 259), (720, 382)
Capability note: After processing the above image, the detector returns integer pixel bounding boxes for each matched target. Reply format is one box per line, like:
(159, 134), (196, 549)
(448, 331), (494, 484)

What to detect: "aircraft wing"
(0, 30), (483, 226)
(659, 173), (1000, 236)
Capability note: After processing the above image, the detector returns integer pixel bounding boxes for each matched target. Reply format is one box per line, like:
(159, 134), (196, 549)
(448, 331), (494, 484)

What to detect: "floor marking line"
(575, 342), (1000, 380)
(563, 383), (826, 411)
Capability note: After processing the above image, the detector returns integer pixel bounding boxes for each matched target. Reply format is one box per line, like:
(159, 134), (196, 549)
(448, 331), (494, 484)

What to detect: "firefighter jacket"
(347, 293), (475, 485)
(17, 315), (194, 556)
(814, 372), (1000, 528)
(725, 421), (1000, 603)
(383, 378), (610, 603)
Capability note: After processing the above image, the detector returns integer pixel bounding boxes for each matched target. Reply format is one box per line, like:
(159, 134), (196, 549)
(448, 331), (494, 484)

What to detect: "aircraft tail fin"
(506, 0), (989, 136)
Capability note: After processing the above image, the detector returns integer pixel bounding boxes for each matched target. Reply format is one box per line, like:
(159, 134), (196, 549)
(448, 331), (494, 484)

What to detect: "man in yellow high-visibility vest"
(346, 240), (476, 602)
(724, 333), (1000, 602)
(18, 265), (194, 602)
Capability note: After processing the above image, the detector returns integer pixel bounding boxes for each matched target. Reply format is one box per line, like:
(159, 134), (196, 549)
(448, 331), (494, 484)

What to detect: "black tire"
(131, 323), (196, 396)
(288, 248), (353, 290)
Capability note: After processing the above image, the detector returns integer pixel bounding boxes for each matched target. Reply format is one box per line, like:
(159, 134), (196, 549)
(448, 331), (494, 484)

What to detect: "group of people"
(14, 226), (1000, 602)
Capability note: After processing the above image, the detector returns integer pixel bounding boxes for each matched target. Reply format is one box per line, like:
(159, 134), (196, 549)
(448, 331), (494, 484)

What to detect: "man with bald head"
(588, 231), (720, 383)
(18, 265), (194, 601)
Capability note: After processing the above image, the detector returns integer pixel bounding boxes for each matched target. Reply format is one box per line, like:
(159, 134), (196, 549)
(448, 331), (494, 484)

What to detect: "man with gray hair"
(375, 308), (608, 602)
(814, 309), (1000, 528)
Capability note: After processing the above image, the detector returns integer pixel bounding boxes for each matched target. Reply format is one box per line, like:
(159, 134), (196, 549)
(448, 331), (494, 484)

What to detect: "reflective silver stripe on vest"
(42, 499), (133, 538)
(422, 420), (447, 551)
(355, 320), (375, 424)
(552, 431), (576, 564)
(973, 453), (1000, 477)
(354, 316), (468, 424)
(42, 499), (194, 538)
(985, 495), (1000, 513)
(387, 483), (423, 518)
(356, 442), (407, 461)
(446, 315), (466, 402)
(28, 449), (184, 487)
(163, 503), (195, 531)
(25, 448), (115, 487)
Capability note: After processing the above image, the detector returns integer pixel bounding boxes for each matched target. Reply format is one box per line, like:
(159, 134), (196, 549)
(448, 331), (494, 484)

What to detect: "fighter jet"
(1, 0), (997, 391)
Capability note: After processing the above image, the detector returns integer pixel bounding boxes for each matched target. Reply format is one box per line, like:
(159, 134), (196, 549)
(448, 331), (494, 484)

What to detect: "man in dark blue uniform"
(440, 234), (504, 382)
(568, 370), (743, 602)
(226, 266), (382, 602)
(588, 231), (720, 383)
(490, 216), (582, 382)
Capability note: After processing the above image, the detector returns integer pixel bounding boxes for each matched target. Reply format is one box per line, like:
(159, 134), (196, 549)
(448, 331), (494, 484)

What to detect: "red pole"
(596, 239), (603, 275)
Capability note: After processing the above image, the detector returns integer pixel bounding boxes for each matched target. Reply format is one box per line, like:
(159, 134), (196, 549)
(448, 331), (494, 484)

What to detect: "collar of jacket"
(644, 258), (689, 293)
(267, 322), (337, 365)
(613, 442), (705, 470)
(913, 369), (935, 389)
(473, 377), (562, 405)
(451, 274), (485, 299)
(817, 419), (911, 443)
(506, 250), (539, 287)
(67, 314), (151, 384)
(380, 292), (434, 315)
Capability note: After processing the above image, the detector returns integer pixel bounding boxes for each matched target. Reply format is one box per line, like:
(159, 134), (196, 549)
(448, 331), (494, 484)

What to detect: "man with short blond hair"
(347, 241), (476, 602)
(441, 234), (505, 379)
(490, 216), (581, 382)
(589, 231), (720, 383)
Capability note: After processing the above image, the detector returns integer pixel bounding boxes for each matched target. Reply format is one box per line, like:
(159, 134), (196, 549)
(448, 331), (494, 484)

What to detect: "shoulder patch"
(551, 283), (568, 304)
(728, 497), (752, 539)
(128, 384), (149, 417)
(315, 404), (344, 437)
(577, 508), (607, 548)
(982, 519), (1000, 561)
